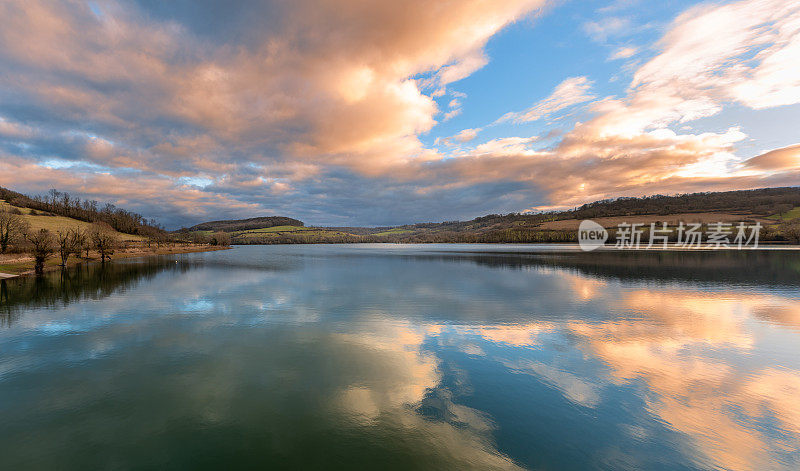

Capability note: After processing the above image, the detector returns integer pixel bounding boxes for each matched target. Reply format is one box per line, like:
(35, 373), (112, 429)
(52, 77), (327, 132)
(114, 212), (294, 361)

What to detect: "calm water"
(1, 244), (800, 470)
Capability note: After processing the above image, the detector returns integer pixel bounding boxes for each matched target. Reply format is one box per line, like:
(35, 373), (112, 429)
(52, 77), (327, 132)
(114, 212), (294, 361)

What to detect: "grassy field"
(180, 224), (362, 244)
(766, 207), (800, 221)
(0, 197), (226, 276)
(0, 200), (144, 241)
(231, 225), (355, 240)
(372, 228), (413, 236)
(237, 225), (316, 233)
(232, 227), (358, 242)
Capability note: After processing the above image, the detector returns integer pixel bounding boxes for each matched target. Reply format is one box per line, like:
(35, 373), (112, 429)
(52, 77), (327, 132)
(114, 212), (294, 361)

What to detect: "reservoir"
(1, 244), (799, 470)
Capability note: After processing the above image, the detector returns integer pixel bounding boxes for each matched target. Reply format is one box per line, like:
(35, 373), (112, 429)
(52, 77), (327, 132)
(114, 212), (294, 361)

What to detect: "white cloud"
(608, 46), (637, 60)
(443, 108), (462, 121)
(498, 76), (595, 123)
(454, 128), (481, 143)
(632, 0), (800, 111)
(473, 136), (540, 156)
(583, 17), (631, 42)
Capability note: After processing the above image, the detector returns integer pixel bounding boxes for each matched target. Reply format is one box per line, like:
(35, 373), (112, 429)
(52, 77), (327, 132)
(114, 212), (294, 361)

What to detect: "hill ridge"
(188, 216), (304, 232)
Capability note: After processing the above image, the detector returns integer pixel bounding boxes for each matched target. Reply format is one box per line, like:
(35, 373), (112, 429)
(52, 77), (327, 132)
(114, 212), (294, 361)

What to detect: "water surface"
(1, 244), (799, 470)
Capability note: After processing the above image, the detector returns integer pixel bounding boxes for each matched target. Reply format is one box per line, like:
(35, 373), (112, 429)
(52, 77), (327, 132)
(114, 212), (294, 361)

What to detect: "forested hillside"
(188, 216), (304, 232)
(565, 187), (800, 220)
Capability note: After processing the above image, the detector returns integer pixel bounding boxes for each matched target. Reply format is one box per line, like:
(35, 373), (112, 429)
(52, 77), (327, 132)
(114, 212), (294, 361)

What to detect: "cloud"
(608, 46), (637, 60)
(436, 128), (483, 148)
(0, 0), (548, 167)
(743, 144), (800, 171)
(582, 16), (632, 42)
(454, 128), (481, 143)
(498, 76), (595, 123)
(631, 0), (800, 110)
(443, 108), (462, 122)
(1, 0), (799, 227)
(472, 137), (541, 156)
(0, 0), (549, 225)
(440, 0), (800, 208)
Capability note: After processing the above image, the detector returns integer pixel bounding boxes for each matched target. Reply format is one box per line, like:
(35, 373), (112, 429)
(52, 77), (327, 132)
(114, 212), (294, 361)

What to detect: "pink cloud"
(743, 144), (800, 171)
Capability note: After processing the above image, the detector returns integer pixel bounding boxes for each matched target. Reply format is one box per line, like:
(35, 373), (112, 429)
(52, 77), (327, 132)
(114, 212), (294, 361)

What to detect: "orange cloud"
(0, 0), (547, 173)
(743, 144), (800, 171)
(498, 76), (595, 124)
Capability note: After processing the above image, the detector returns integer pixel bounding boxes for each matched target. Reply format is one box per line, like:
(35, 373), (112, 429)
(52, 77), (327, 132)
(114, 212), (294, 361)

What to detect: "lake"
(1, 244), (799, 470)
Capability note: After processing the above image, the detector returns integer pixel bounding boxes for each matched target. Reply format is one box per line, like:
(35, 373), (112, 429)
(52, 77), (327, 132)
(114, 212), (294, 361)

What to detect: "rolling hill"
(178, 186), (800, 245)
(0, 185), (165, 237)
(7, 185), (800, 247)
(0, 200), (144, 242)
(188, 216), (304, 232)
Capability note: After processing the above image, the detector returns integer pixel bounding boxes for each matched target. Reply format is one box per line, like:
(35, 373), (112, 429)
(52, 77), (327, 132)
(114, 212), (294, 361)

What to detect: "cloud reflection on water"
(1, 246), (799, 470)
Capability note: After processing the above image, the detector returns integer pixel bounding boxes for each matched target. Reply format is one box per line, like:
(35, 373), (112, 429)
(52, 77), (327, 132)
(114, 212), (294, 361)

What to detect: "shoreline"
(229, 241), (799, 249)
(0, 244), (230, 279)
(5, 241), (797, 279)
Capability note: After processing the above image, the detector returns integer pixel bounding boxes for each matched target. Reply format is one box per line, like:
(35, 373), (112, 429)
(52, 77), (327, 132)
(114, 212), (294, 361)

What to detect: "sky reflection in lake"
(1, 245), (799, 470)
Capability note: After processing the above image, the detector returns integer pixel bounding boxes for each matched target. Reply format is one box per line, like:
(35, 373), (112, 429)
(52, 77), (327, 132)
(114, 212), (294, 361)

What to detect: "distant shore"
(0, 244), (230, 279)
(228, 240), (798, 248)
(4, 241), (798, 279)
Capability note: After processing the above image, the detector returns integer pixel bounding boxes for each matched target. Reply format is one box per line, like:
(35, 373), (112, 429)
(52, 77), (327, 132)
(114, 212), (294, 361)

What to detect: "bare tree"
(781, 220), (800, 244)
(72, 228), (88, 258)
(154, 230), (169, 249)
(26, 229), (54, 275)
(139, 225), (167, 252)
(775, 203), (794, 220)
(0, 210), (29, 253)
(55, 228), (81, 266)
(90, 222), (118, 262)
(190, 231), (210, 244)
(210, 232), (231, 246)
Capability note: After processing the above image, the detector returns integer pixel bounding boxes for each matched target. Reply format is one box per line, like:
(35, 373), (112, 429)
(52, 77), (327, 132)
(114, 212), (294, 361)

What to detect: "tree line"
(0, 186), (166, 237)
(563, 187), (800, 220)
(187, 216), (304, 232)
(402, 187), (800, 234)
(0, 213), (121, 274)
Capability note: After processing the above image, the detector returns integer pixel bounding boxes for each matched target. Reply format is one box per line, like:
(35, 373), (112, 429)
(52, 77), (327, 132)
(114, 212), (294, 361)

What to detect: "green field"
(235, 225), (315, 234)
(766, 206), (800, 221)
(235, 229), (353, 238)
(181, 224), (366, 244)
(372, 228), (413, 236)
(230, 225), (362, 243)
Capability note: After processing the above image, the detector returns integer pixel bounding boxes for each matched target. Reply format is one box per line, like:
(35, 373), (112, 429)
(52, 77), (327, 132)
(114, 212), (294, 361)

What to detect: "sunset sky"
(1, 0), (799, 228)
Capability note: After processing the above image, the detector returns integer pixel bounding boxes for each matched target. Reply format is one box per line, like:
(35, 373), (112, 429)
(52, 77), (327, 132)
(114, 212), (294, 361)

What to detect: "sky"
(0, 0), (799, 229)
